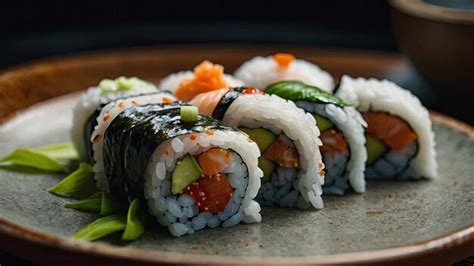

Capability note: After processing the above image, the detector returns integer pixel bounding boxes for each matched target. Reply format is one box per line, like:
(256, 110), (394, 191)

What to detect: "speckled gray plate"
(0, 47), (473, 265)
(1, 93), (473, 265)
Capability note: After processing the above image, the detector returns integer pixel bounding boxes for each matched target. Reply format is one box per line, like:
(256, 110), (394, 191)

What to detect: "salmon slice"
(189, 88), (229, 116)
(264, 135), (300, 168)
(198, 148), (233, 176)
(364, 112), (417, 151)
(175, 61), (228, 101)
(185, 173), (233, 214)
(320, 129), (348, 154)
(273, 53), (295, 69)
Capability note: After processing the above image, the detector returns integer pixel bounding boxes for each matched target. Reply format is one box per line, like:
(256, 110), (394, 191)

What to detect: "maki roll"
(89, 91), (177, 191)
(187, 88), (325, 209)
(159, 60), (243, 101)
(103, 103), (262, 237)
(336, 76), (437, 179)
(266, 81), (367, 195)
(234, 53), (334, 92)
(72, 77), (159, 161)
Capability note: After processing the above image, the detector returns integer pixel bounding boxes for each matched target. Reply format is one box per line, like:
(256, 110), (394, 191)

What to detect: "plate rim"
(1, 111), (473, 265)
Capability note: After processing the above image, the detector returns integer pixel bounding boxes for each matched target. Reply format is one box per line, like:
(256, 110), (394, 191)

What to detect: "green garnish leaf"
(64, 192), (121, 215)
(72, 214), (127, 241)
(34, 143), (79, 160)
(180, 106), (199, 122)
(99, 76), (151, 92)
(0, 149), (68, 173)
(122, 199), (146, 241)
(65, 192), (102, 212)
(265, 80), (350, 107)
(48, 163), (97, 199)
(100, 193), (122, 215)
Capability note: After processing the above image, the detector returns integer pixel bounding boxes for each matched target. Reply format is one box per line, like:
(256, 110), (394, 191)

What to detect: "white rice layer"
(90, 92), (177, 191)
(71, 83), (158, 161)
(144, 130), (262, 237)
(158, 71), (244, 94)
(296, 101), (367, 194)
(336, 75), (437, 179)
(223, 94), (325, 209)
(234, 56), (335, 92)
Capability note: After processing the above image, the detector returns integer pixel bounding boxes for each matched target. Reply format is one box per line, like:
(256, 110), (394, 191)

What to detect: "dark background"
(1, 1), (473, 264)
(1, 1), (396, 69)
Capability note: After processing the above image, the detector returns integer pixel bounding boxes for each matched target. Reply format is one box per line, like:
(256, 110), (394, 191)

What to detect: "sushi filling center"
(363, 112), (419, 179)
(239, 127), (308, 208)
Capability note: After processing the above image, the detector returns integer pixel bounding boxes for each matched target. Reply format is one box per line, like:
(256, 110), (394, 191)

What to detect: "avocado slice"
(171, 154), (204, 195)
(313, 114), (333, 132)
(239, 127), (276, 152)
(259, 156), (276, 183)
(366, 135), (388, 165)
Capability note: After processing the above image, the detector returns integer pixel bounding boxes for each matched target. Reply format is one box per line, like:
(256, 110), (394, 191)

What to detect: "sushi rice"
(144, 130), (262, 237)
(295, 101), (367, 195)
(159, 71), (243, 94)
(234, 54), (335, 92)
(222, 93), (325, 209)
(336, 75), (437, 179)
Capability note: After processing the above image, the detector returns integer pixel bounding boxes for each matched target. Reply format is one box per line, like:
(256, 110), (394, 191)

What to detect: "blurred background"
(0, 0), (473, 265)
(3, 0), (473, 125)
(1, 1), (396, 67)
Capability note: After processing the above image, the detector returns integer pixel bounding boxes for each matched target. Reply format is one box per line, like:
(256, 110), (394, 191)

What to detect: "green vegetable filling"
(180, 106), (199, 122)
(171, 155), (203, 195)
(239, 127), (276, 152)
(259, 156), (275, 183)
(313, 114), (334, 132)
(366, 135), (388, 165)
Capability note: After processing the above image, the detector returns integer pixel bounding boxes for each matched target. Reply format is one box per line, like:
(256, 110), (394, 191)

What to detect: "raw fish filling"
(363, 112), (419, 179)
(145, 132), (254, 237)
(242, 128), (305, 208)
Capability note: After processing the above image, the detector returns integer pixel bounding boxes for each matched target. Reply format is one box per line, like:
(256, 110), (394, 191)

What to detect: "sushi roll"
(89, 91), (177, 191)
(159, 60), (243, 100)
(187, 88), (325, 209)
(336, 76), (437, 180)
(266, 81), (367, 195)
(72, 77), (160, 161)
(103, 103), (262, 237)
(234, 53), (335, 92)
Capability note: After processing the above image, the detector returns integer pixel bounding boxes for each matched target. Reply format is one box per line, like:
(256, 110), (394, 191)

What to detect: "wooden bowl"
(390, 0), (474, 94)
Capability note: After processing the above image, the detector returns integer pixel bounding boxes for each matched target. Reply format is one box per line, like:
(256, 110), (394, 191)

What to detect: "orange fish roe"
(164, 147), (172, 156)
(102, 112), (111, 122)
(131, 100), (138, 106)
(162, 96), (174, 104)
(117, 100), (126, 109)
(364, 112), (418, 151)
(320, 129), (348, 154)
(273, 53), (295, 69)
(189, 133), (197, 141)
(205, 129), (214, 136)
(175, 61), (228, 101)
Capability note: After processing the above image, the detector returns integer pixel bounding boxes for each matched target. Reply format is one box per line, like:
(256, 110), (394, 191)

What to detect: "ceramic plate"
(0, 46), (473, 265)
